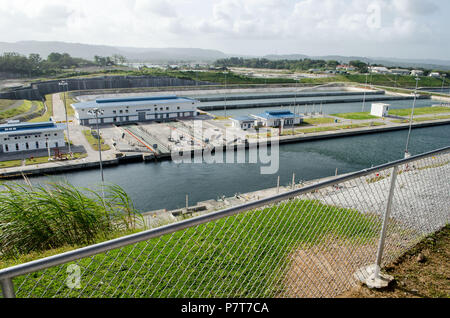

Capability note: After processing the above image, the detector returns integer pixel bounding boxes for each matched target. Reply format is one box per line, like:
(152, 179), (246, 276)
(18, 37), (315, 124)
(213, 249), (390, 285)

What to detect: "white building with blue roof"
(231, 116), (256, 130)
(251, 110), (303, 128)
(0, 120), (66, 153)
(71, 95), (199, 126)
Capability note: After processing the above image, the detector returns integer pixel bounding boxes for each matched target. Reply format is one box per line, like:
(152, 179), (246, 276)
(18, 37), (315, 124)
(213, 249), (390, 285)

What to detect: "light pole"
(58, 81), (72, 156)
(224, 72), (228, 118)
(362, 73), (369, 112)
(88, 108), (105, 183)
(405, 77), (420, 158)
(441, 74), (447, 106)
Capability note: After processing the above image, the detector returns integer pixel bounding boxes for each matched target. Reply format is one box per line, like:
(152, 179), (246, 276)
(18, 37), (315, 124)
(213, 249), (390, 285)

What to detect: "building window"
(36, 142), (39, 149)
(155, 108), (158, 112)
(166, 107), (169, 111)
(125, 110), (129, 113)
(26, 143), (29, 150)
(177, 107), (180, 110)
(55, 133), (58, 136)
(113, 110), (117, 114)
(160, 108), (163, 111)
(16, 144), (19, 151)
(5, 145), (9, 152)
(120, 110), (123, 114)
(55, 142), (59, 148)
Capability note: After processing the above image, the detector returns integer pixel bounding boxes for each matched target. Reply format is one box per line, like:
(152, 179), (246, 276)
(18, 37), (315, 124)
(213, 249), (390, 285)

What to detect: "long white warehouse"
(0, 120), (66, 153)
(72, 95), (199, 126)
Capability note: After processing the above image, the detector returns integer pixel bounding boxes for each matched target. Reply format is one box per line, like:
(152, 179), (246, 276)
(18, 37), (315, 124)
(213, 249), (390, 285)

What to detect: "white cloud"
(0, 0), (447, 59)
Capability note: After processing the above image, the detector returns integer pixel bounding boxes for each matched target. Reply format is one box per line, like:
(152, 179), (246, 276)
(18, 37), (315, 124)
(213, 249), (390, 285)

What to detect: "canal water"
(23, 124), (450, 213)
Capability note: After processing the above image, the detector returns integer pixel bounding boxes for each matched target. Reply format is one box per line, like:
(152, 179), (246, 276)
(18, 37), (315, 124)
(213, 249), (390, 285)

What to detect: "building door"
(138, 112), (146, 121)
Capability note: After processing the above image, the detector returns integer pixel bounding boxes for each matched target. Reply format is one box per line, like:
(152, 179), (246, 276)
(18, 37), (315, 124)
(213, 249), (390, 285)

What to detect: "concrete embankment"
(195, 90), (385, 102)
(1, 119), (449, 180)
(198, 95), (430, 111)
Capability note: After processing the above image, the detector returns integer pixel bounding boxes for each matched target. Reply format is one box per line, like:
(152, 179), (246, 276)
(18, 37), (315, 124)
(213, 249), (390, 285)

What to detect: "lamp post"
(224, 72), (228, 118)
(87, 108), (105, 183)
(441, 74), (447, 106)
(58, 81), (72, 156)
(362, 73), (369, 112)
(405, 77), (420, 158)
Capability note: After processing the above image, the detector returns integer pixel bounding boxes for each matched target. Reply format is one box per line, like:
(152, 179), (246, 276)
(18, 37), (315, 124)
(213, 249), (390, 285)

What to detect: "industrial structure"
(0, 120), (66, 153)
(370, 103), (390, 118)
(252, 110), (303, 128)
(72, 96), (199, 126)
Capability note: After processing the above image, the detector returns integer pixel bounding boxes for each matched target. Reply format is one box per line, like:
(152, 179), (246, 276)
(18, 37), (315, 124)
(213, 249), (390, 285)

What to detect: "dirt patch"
(339, 225), (450, 298)
(281, 237), (379, 298)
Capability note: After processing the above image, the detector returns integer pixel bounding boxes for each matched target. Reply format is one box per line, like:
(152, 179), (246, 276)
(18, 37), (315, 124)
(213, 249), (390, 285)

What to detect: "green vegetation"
(0, 181), (142, 258)
(331, 112), (378, 120)
(24, 153), (88, 166)
(2, 199), (379, 298)
(29, 94), (54, 123)
(60, 93), (76, 116)
(0, 99), (17, 111)
(302, 117), (338, 125)
(0, 159), (23, 168)
(389, 107), (450, 117)
(0, 100), (33, 121)
(83, 130), (111, 151)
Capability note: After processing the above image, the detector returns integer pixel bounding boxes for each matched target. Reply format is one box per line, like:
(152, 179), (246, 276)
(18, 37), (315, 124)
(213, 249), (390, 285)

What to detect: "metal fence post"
(1, 278), (16, 298)
(355, 165), (398, 288)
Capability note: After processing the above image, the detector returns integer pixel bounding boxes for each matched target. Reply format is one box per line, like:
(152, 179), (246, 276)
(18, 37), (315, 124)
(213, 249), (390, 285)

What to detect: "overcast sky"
(0, 0), (448, 60)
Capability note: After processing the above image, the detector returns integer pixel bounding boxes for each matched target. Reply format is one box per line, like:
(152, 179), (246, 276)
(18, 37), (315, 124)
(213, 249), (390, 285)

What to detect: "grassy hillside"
(2, 199), (380, 298)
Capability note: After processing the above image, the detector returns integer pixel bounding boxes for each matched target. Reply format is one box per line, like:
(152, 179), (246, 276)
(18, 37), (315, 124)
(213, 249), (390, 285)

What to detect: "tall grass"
(0, 180), (143, 258)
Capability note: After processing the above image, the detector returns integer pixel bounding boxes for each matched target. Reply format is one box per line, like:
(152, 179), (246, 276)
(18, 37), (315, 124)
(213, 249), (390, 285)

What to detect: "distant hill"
(1, 40), (449, 70)
(263, 54), (450, 70)
(0, 41), (227, 63)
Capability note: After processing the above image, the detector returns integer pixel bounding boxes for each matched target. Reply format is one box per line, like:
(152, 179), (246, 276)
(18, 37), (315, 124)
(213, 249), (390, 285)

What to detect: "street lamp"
(404, 77), (420, 158)
(87, 108), (105, 183)
(58, 81), (72, 156)
(362, 73), (368, 112)
(224, 71), (228, 118)
(441, 74), (447, 106)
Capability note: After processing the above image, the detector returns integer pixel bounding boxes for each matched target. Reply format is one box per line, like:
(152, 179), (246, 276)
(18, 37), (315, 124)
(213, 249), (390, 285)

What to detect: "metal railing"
(1, 146), (449, 298)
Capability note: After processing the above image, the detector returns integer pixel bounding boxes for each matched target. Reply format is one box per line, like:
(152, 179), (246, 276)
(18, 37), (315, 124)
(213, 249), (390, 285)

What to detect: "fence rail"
(1, 146), (449, 298)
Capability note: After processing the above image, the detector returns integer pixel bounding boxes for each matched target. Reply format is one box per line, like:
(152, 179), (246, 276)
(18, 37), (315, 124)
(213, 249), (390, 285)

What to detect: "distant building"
(370, 103), (390, 118)
(72, 96), (199, 126)
(370, 66), (390, 74)
(231, 116), (256, 130)
(429, 72), (441, 78)
(410, 70), (424, 77)
(252, 111), (303, 128)
(0, 120), (66, 153)
(336, 65), (356, 72)
(390, 69), (410, 75)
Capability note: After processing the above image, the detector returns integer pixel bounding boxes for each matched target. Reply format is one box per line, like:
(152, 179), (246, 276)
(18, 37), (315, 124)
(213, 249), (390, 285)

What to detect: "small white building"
(410, 70), (424, 77)
(429, 72), (441, 78)
(370, 103), (390, 118)
(0, 120), (66, 153)
(72, 95), (199, 126)
(231, 116), (256, 130)
(252, 110), (303, 128)
(370, 66), (390, 74)
(390, 69), (410, 75)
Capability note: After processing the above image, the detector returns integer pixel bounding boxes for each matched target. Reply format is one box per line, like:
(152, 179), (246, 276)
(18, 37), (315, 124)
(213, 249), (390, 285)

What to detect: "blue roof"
(253, 110), (303, 120)
(0, 121), (66, 134)
(232, 116), (255, 122)
(73, 95), (197, 109)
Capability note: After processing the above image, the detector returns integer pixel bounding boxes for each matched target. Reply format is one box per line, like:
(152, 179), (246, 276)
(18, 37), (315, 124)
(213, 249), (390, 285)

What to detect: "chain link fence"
(1, 147), (449, 298)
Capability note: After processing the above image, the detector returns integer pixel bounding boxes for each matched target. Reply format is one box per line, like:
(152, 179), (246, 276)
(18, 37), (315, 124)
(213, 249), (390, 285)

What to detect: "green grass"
(389, 107), (450, 117)
(59, 93), (76, 117)
(2, 199), (380, 298)
(302, 117), (339, 125)
(0, 159), (23, 168)
(0, 181), (143, 259)
(0, 99), (17, 111)
(28, 94), (54, 123)
(82, 130), (111, 151)
(286, 122), (385, 135)
(0, 100), (33, 121)
(24, 153), (88, 166)
(331, 112), (379, 120)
